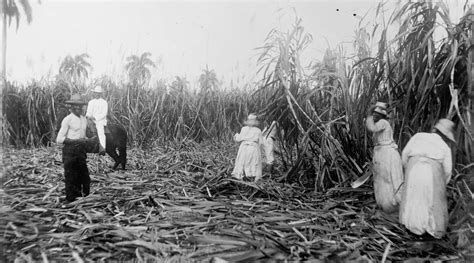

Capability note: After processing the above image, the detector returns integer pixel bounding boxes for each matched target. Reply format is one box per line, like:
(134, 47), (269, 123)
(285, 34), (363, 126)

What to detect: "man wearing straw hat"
(86, 85), (108, 155)
(56, 94), (95, 202)
(399, 118), (455, 238)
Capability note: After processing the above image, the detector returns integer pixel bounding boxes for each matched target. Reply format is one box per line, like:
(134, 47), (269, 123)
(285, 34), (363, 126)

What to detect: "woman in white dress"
(231, 113), (264, 181)
(366, 102), (404, 213)
(400, 119), (455, 238)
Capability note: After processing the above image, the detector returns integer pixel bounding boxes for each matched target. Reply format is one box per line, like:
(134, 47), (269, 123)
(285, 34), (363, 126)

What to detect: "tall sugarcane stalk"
(470, 4), (474, 162)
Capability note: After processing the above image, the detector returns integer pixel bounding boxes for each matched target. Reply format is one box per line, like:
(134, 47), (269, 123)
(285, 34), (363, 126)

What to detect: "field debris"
(1, 142), (472, 262)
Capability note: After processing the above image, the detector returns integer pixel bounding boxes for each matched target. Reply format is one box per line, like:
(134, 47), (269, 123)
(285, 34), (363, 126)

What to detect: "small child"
(262, 121), (277, 167)
(231, 113), (264, 181)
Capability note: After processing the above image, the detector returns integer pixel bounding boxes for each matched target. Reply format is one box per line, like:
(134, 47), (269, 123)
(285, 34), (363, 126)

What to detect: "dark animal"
(86, 119), (127, 170)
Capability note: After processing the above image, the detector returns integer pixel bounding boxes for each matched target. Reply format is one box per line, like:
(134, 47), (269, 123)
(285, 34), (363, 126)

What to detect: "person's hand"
(87, 116), (96, 121)
(367, 105), (377, 116)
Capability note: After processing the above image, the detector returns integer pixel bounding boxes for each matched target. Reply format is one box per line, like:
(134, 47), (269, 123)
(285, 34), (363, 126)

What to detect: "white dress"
(400, 133), (452, 238)
(366, 117), (404, 213)
(231, 126), (263, 181)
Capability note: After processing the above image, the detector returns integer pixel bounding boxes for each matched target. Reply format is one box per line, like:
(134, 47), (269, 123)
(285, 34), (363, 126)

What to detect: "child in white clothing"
(262, 121), (277, 166)
(231, 113), (264, 181)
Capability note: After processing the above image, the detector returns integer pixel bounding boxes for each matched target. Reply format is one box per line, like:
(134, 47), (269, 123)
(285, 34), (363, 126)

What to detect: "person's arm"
(234, 127), (245, 142)
(442, 143), (453, 183)
(56, 117), (69, 144)
(366, 116), (387, 132)
(235, 127), (259, 142)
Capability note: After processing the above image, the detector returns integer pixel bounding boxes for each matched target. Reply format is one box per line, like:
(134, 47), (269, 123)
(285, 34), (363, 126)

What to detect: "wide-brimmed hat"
(243, 113), (260, 126)
(434, 118), (455, 142)
(92, 85), (104, 93)
(373, 101), (388, 116)
(375, 101), (388, 109)
(65, 94), (87, 105)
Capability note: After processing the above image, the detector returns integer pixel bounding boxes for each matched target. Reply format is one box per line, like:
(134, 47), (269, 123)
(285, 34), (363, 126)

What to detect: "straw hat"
(434, 118), (455, 142)
(375, 101), (388, 109)
(373, 101), (388, 116)
(65, 94), (87, 105)
(92, 85), (104, 93)
(243, 113), (260, 127)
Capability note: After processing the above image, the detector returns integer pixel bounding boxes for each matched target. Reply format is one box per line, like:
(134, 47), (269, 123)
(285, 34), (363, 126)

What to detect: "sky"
(3, 0), (468, 87)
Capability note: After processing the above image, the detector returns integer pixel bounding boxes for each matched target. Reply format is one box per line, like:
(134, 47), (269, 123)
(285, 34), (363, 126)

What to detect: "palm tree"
(2, 0), (33, 84)
(58, 53), (92, 85)
(125, 52), (155, 87)
(198, 66), (219, 95)
(170, 76), (189, 95)
(2, 0), (34, 146)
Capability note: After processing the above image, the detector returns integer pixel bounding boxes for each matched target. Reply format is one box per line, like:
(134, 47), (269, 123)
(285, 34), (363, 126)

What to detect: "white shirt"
(86, 98), (108, 125)
(234, 126), (263, 144)
(56, 113), (87, 144)
(401, 132), (452, 181)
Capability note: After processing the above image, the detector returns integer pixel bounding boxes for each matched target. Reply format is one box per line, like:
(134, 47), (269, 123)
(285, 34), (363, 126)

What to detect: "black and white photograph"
(1, 0), (473, 261)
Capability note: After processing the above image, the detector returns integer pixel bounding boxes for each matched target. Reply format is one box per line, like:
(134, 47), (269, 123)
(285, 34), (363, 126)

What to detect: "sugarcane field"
(1, 0), (474, 262)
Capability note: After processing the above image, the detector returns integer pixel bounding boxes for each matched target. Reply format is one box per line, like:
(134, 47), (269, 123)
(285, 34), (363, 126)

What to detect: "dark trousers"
(62, 144), (90, 202)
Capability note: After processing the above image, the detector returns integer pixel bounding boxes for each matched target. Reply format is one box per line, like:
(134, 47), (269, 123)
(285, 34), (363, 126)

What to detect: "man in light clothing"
(56, 94), (94, 202)
(86, 85), (108, 155)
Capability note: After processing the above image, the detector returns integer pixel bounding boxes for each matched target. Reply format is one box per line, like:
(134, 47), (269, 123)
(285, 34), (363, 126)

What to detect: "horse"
(86, 119), (128, 170)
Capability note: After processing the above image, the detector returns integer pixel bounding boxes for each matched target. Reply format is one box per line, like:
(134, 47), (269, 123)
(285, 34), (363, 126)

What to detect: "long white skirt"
(399, 156), (448, 238)
(372, 145), (404, 213)
(232, 142), (262, 181)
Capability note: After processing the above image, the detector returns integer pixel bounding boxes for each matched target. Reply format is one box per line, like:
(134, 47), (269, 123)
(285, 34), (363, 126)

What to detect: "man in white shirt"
(56, 94), (94, 202)
(86, 85), (108, 155)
